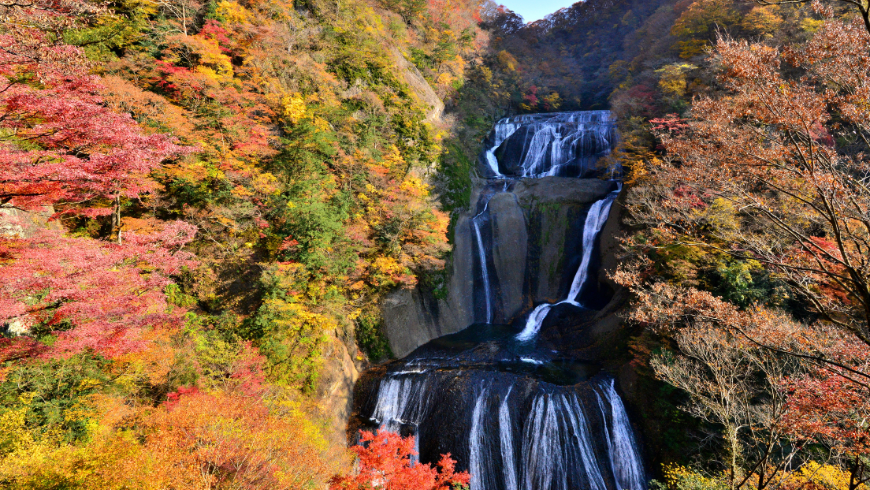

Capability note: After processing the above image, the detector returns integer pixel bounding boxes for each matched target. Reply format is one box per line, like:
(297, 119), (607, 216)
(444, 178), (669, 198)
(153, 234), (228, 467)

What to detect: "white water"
(371, 375), (431, 460)
(470, 389), (492, 490)
(484, 119), (524, 176)
(597, 379), (647, 490)
(521, 393), (609, 490)
(515, 189), (618, 341)
(472, 219), (493, 324)
(484, 111), (616, 178)
(566, 192), (618, 302)
(372, 373), (645, 490)
(499, 388), (519, 490)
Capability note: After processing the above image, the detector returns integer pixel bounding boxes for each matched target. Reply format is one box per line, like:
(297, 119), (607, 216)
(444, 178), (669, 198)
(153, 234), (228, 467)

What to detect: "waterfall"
(485, 111), (616, 178)
(521, 393), (609, 490)
(470, 388), (496, 490)
(358, 111), (645, 490)
(499, 387), (518, 490)
(566, 189), (619, 302)
(484, 118), (525, 177)
(515, 188), (619, 342)
(371, 375), (431, 461)
(515, 303), (554, 342)
(596, 380), (646, 490)
(472, 219), (493, 324)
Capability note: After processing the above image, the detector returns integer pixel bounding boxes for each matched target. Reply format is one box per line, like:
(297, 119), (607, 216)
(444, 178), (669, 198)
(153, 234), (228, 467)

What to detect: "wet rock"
(381, 216), (475, 358)
(513, 176), (615, 206)
(488, 192), (527, 322)
(381, 178), (615, 357)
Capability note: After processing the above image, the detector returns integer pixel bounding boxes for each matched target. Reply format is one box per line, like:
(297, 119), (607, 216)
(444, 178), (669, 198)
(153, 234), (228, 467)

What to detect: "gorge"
(352, 111), (647, 490)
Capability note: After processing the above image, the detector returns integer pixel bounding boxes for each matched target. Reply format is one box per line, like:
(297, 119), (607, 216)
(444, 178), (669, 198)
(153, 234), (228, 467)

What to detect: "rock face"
(381, 177), (616, 358)
(316, 334), (363, 446)
(390, 47), (444, 123)
(0, 205), (62, 238)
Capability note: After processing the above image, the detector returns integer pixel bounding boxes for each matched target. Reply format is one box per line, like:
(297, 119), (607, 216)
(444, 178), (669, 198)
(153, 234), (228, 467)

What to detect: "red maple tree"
(0, 221), (196, 359)
(329, 430), (470, 490)
(0, 0), (190, 219)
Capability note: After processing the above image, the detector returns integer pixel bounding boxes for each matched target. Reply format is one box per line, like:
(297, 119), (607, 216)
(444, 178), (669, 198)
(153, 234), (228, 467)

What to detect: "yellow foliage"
(661, 463), (727, 490)
(400, 176), (430, 198)
(801, 17), (825, 33)
(216, 0), (250, 23)
(185, 36), (234, 82)
(678, 39), (710, 59)
(385, 145), (404, 167)
(252, 171), (280, 195)
(656, 63), (698, 97)
(783, 461), (860, 490)
(497, 50), (518, 71)
(369, 256), (409, 287)
(436, 72), (454, 85)
(281, 93), (307, 123)
(671, 0), (740, 38)
(741, 6), (783, 34)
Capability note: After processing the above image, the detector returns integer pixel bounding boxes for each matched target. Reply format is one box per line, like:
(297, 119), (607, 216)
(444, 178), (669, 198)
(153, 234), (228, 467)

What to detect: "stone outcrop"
(0, 204), (62, 238)
(390, 47), (444, 123)
(381, 177), (616, 358)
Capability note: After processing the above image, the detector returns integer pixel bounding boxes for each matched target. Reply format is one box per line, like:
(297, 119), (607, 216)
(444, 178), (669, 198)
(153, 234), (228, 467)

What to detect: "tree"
(619, 15), (870, 486)
(329, 430), (470, 490)
(637, 285), (806, 490)
(615, 274), (870, 489)
(1, 0), (189, 229)
(0, 222), (196, 359)
(754, 0), (870, 35)
(139, 387), (340, 490)
(641, 22), (870, 349)
(0, 0), (197, 359)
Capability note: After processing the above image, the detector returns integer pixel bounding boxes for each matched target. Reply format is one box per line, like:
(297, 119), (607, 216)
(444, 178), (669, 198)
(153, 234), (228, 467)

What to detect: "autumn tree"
(329, 430), (470, 490)
(0, 222), (196, 359)
(618, 10), (870, 487)
(0, 0), (189, 235)
(632, 284), (811, 489)
(638, 19), (870, 349)
(0, 0), (197, 359)
(754, 0), (870, 34)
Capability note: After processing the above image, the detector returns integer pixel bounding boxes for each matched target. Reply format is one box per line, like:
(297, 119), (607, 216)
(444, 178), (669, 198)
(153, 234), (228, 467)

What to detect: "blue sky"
(501, 0), (578, 23)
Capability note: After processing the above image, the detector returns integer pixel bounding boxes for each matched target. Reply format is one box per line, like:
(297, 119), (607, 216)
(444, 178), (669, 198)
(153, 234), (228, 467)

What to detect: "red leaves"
(330, 430), (470, 490)
(0, 225), (196, 359)
(650, 114), (689, 134)
(0, 42), (191, 215)
(165, 385), (200, 408)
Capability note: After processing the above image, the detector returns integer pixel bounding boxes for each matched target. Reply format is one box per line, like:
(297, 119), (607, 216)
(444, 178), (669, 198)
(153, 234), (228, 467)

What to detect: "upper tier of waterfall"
(481, 111), (617, 179)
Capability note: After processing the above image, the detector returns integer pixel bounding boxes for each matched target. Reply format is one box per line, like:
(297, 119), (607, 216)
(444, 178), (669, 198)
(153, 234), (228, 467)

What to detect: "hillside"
(0, 0), (490, 485)
(1, 0), (869, 488)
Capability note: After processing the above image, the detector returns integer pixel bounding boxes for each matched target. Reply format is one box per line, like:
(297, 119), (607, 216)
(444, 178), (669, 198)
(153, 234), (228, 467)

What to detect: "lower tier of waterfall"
(355, 361), (644, 490)
(352, 319), (646, 490)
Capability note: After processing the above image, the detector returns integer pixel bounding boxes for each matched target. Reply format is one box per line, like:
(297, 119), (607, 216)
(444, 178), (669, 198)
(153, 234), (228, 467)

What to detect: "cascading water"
(482, 111), (617, 178)
(597, 380), (646, 490)
(515, 185), (620, 342)
(472, 219), (493, 324)
(355, 111), (646, 490)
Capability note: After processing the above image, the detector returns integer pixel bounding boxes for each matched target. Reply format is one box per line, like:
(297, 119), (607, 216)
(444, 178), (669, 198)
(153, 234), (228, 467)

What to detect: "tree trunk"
(112, 193), (122, 245)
